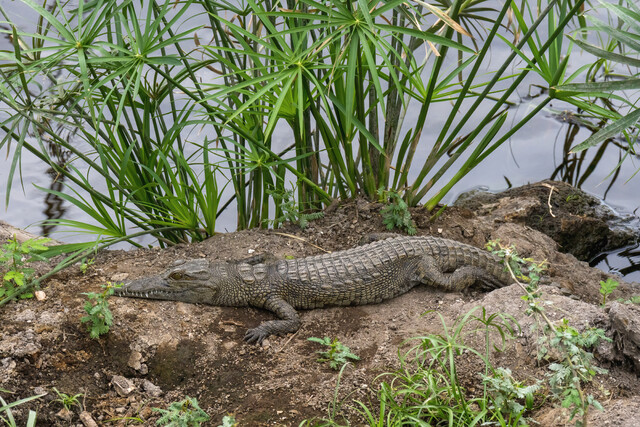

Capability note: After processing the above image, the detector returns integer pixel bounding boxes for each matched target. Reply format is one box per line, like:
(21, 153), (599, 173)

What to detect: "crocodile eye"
(169, 272), (184, 280)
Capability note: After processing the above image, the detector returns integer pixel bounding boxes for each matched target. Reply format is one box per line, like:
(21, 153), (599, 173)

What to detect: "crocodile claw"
(244, 327), (268, 345)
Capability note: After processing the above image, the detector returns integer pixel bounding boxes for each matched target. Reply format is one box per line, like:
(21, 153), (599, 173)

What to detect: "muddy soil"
(1, 181), (640, 426)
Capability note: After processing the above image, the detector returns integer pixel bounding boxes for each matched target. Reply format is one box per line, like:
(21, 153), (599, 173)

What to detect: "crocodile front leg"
(245, 296), (301, 344)
(416, 255), (507, 291)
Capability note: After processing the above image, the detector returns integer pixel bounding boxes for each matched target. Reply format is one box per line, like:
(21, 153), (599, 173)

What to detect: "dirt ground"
(1, 181), (640, 426)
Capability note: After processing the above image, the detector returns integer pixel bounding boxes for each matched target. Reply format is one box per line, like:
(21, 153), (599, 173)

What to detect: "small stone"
(34, 290), (46, 301)
(139, 364), (148, 375)
(111, 375), (135, 397)
(248, 248), (255, 254)
(115, 407), (126, 414)
(15, 309), (36, 322)
(1, 358), (16, 372)
(79, 411), (99, 427)
(56, 408), (73, 422)
(33, 386), (48, 396)
(141, 379), (162, 397)
(127, 351), (143, 370)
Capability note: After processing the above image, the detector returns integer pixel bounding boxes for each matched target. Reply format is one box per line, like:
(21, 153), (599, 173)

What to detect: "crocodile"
(114, 235), (512, 344)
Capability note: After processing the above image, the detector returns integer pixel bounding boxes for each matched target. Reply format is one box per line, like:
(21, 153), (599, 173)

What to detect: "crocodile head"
(114, 259), (238, 305)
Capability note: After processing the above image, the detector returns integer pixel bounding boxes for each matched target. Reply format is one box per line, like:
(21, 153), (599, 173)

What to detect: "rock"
(15, 309), (36, 322)
(79, 411), (99, 427)
(34, 290), (46, 301)
(455, 180), (638, 260)
(33, 386), (48, 396)
(37, 310), (64, 326)
(0, 330), (41, 357)
(127, 350), (143, 370)
(0, 220), (49, 244)
(141, 379), (162, 397)
(609, 302), (640, 372)
(56, 408), (73, 423)
(111, 375), (135, 397)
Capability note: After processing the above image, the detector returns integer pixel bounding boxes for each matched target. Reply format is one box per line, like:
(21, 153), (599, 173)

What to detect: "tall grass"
(0, 0), (592, 245)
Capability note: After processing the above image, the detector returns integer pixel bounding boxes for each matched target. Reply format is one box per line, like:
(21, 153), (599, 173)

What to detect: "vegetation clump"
(488, 240), (609, 426)
(266, 188), (324, 230)
(153, 396), (210, 427)
(378, 188), (417, 236)
(52, 388), (82, 411)
(308, 337), (360, 370)
(0, 236), (51, 299)
(81, 282), (121, 339)
(599, 278), (619, 306)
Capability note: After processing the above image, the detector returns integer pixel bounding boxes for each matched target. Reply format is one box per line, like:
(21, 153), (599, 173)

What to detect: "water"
(0, 0), (638, 282)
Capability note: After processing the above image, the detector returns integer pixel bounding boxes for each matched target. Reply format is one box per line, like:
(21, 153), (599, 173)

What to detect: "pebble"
(111, 375), (135, 396)
(33, 386), (48, 396)
(141, 379), (163, 397)
(127, 351), (143, 370)
(56, 408), (73, 423)
(15, 309), (36, 322)
(79, 411), (99, 427)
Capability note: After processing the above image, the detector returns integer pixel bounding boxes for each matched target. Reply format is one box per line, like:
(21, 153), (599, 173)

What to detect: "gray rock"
(127, 350), (143, 370)
(455, 180), (638, 260)
(15, 309), (36, 322)
(79, 411), (99, 427)
(141, 379), (162, 397)
(56, 408), (73, 423)
(0, 330), (41, 357)
(111, 375), (135, 397)
(609, 302), (640, 372)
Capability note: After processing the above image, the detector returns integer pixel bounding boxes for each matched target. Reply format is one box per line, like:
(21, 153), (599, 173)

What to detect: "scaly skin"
(114, 236), (512, 344)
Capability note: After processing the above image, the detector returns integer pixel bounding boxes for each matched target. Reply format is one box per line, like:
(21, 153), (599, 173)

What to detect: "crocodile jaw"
(114, 276), (189, 300)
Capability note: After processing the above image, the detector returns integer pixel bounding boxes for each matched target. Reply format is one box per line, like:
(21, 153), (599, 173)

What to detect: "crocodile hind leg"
(245, 297), (301, 344)
(415, 255), (503, 292)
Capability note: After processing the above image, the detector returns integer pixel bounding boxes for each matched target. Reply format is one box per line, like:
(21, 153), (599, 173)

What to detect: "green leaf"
(570, 108), (640, 153)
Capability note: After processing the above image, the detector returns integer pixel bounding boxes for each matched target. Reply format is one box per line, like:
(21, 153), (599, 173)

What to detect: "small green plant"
(153, 396), (210, 426)
(0, 236), (51, 299)
(308, 337), (360, 370)
(218, 415), (237, 427)
(489, 240), (609, 426)
(378, 188), (417, 236)
(619, 295), (640, 304)
(81, 282), (121, 339)
(79, 257), (95, 274)
(486, 240), (548, 287)
(541, 320), (609, 417)
(266, 188), (324, 230)
(52, 388), (82, 411)
(481, 367), (541, 424)
(599, 278), (619, 306)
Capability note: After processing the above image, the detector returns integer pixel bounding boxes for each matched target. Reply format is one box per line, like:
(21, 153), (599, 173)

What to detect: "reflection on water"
(41, 167), (67, 237)
(591, 243), (640, 284)
(548, 107), (640, 202)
